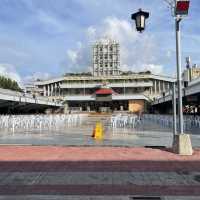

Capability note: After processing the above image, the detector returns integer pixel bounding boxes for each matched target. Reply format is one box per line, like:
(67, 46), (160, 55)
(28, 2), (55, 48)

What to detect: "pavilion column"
(154, 80), (157, 94)
(162, 82), (164, 92)
(58, 83), (61, 97)
(150, 85), (152, 95)
(49, 84), (51, 96)
(167, 82), (170, 92)
(158, 81), (161, 94)
(47, 85), (50, 97)
(43, 86), (46, 96)
(55, 83), (57, 96)
(51, 84), (54, 96)
(50, 84), (53, 97)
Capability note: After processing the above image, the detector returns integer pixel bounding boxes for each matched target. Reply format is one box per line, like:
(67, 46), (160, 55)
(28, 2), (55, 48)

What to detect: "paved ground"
(0, 115), (199, 199)
(0, 196), (200, 200)
(0, 117), (199, 147)
(0, 146), (200, 198)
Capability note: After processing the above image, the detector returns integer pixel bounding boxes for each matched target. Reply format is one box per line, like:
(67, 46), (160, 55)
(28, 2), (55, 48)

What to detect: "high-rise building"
(93, 38), (120, 76)
(182, 57), (200, 87)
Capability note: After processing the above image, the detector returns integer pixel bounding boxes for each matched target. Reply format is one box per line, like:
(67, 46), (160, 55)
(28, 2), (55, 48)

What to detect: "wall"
(128, 100), (144, 113)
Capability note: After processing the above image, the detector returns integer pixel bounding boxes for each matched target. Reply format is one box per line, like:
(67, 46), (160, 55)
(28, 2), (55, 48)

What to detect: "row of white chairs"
(110, 114), (141, 129)
(143, 114), (200, 131)
(0, 114), (88, 133)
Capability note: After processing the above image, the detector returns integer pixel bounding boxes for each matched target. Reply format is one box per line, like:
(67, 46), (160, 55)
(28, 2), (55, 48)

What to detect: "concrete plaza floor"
(0, 115), (199, 147)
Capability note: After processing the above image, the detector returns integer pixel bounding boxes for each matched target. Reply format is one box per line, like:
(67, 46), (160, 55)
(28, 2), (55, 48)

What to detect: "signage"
(175, 0), (190, 16)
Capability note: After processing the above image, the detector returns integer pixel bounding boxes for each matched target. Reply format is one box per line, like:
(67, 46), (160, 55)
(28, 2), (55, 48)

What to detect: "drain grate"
(131, 197), (162, 200)
(144, 146), (166, 150)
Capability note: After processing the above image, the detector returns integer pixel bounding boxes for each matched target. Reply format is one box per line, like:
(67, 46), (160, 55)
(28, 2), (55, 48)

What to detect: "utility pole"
(172, 82), (177, 135)
(175, 17), (184, 134)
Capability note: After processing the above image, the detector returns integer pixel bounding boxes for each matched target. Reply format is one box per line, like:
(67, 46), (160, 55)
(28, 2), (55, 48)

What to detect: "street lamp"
(175, 0), (190, 135)
(131, 9), (149, 32)
(131, 0), (193, 155)
(173, 0), (193, 155)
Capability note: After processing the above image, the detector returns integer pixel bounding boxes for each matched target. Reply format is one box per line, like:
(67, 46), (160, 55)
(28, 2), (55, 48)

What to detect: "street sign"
(175, 0), (190, 16)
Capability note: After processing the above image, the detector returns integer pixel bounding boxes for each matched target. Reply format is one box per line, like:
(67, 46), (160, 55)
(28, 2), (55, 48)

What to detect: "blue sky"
(0, 0), (199, 84)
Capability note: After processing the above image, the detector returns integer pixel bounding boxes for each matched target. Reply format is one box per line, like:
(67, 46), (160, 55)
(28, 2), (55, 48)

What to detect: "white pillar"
(54, 83), (58, 96)
(163, 81), (165, 92)
(158, 81), (161, 94)
(154, 80), (157, 94)
(150, 85), (152, 95)
(51, 84), (53, 96)
(59, 83), (61, 96)
(47, 85), (50, 97)
(167, 82), (170, 91)
(43, 86), (46, 96)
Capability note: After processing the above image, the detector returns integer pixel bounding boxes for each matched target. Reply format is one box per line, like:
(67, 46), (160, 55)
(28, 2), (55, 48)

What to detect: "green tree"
(0, 76), (22, 92)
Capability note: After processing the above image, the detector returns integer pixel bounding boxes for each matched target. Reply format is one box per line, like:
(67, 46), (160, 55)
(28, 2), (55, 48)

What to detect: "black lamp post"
(131, 9), (149, 32)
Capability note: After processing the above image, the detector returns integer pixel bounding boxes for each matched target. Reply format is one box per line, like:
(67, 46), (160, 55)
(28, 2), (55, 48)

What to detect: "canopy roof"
(95, 88), (114, 95)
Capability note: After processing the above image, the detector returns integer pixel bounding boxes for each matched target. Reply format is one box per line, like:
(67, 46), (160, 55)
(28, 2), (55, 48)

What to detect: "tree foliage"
(0, 76), (22, 92)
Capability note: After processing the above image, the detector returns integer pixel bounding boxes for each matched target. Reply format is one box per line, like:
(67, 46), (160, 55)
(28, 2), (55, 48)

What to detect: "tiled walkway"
(0, 146), (200, 197)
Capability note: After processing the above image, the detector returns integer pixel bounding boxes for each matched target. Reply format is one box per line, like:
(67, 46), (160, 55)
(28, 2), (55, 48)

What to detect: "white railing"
(61, 82), (152, 89)
(142, 114), (200, 131)
(0, 88), (62, 106)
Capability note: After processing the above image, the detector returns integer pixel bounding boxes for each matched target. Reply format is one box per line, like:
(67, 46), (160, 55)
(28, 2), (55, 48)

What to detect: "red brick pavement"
(0, 146), (200, 172)
(0, 146), (200, 195)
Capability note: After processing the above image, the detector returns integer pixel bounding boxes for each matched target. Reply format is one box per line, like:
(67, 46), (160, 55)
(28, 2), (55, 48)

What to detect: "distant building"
(33, 74), (174, 113)
(30, 39), (175, 113)
(182, 57), (200, 87)
(93, 38), (120, 76)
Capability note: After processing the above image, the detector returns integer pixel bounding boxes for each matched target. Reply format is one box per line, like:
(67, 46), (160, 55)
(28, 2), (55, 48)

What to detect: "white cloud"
(67, 49), (78, 64)
(87, 26), (96, 40)
(140, 64), (164, 75)
(24, 9), (67, 34)
(64, 16), (163, 75)
(0, 64), (51, 87)
(166, 50), (173, 58)
(102, 17), (138, 42)
(24, 72), (51, 83)
(0, 64), (21, 83)
(64, 41), (91, 73)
